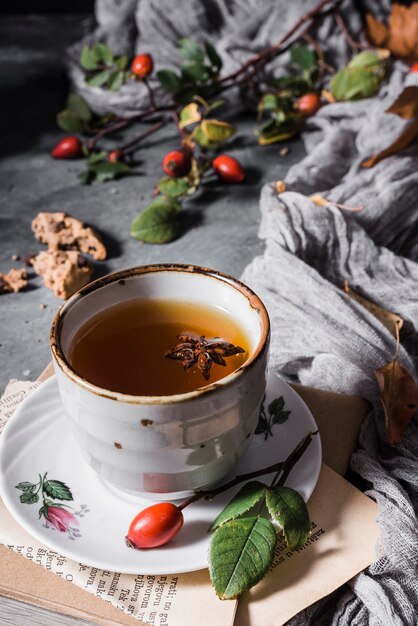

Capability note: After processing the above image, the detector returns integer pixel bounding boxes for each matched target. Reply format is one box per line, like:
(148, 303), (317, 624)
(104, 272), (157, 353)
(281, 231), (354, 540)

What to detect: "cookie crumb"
(0, 268), (28, 294)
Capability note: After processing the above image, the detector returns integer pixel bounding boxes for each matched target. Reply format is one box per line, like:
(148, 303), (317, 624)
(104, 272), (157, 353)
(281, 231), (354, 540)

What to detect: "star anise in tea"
(165, 333), (246, 381)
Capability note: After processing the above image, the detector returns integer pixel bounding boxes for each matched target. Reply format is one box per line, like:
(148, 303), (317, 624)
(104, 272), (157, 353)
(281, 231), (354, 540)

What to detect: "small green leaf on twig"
(209, 517), (276, 599)
(157, 70), (182, 94)
(158, 177), (190, 198)
(209, 481), (266, 531)
(291, 45), (316, 71)
(265, 486), (310, 550)
(131, 196), (181, 244)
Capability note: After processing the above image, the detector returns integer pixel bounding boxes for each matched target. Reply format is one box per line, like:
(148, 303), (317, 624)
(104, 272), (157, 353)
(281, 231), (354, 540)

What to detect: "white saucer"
(0, 373), (321, 574)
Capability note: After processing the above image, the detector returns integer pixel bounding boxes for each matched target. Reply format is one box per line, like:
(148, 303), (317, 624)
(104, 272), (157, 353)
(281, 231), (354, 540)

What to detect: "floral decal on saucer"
(255, 395), (291, 440)
(15, 473), (89, 540)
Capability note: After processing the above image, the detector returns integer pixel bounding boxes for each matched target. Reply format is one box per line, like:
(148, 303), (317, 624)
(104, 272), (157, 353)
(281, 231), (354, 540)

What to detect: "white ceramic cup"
(51, 264), (270, 499)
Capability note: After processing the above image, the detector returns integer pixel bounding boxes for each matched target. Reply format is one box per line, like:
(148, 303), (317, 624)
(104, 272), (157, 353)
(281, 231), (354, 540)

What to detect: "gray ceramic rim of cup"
(50, 263), (270, 406)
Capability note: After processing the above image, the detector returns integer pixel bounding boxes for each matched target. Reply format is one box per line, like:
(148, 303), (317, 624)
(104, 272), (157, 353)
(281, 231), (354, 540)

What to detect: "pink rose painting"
(15, 473), (89, 540)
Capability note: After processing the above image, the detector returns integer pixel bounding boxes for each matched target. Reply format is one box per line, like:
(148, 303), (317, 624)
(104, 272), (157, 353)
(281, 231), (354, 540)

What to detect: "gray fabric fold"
(241, 64), (418, 626)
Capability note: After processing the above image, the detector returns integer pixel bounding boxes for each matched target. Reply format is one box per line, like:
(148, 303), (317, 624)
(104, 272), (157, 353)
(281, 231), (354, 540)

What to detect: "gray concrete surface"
(0, 16), (305, 623)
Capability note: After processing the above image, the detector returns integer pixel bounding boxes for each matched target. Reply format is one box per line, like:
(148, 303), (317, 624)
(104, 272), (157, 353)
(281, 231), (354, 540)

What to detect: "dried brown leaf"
(362, 119), (418, 167)
(366, 3), (418, 61)
(366, 14), (389, 48)
(343, 280), (404, 336)
(387, 3), (418, 61)
(375, 360), (418, 443)
(385, 86), (418, 120)
(362, 86), (418, 167)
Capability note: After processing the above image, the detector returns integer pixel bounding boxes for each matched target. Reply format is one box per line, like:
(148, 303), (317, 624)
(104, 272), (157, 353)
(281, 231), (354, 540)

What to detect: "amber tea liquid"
(68, 299), (250, 395)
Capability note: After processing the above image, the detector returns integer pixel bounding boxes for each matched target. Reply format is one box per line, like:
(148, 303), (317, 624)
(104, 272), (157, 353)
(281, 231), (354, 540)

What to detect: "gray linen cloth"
(70, 1), (418, 623)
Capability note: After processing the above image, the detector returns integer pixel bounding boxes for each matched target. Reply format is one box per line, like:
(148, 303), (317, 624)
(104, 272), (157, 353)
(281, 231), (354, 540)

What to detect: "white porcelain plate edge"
(0, 373), (321, 574)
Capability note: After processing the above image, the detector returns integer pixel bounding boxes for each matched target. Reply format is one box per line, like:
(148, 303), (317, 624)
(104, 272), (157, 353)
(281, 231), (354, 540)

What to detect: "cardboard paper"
(236, 464), (378, 625)
(0, 366), (376, 626)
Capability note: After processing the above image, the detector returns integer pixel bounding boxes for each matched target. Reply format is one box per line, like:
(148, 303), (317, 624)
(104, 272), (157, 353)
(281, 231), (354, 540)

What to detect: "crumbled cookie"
(0, 268), (28, 294)
(32, 250), (93, 299)
(32, 212), (107, 260)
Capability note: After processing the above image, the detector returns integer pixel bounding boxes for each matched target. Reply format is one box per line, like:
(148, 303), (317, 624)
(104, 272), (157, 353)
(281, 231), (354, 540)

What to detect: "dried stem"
(218, 0), (343, 88)
(120, 118), (170, 155)
(178, 430), (318, 511)
(334, 12), (367, 51)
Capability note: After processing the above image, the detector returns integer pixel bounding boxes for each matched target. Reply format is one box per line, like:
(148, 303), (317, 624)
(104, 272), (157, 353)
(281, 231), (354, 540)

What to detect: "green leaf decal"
(209, 481), (266, 531)
(43, 479), (73, 501)
(291, 46), (316, 70)
(158, 177), (189, 198)
(268, 396), (290, 425)
(209, 517), (276, 599)
(265, 486), (310, 550)
(20, 492), (39, 504)
(15, 482), (36, 492)
(157, 70), (182, 94)
(130, 196), (181, 244)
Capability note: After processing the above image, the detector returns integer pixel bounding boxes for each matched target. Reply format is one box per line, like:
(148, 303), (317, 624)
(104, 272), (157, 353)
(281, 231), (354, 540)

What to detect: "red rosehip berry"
(51, 136), (83, 159)
(125, 502), (184, 549)
(162, 149), (191, 177)
(410, 63), (418, 73)
(131, 53), (154, 79)
(212, 155), (245, 183)
(295, 92), (321, 117)
(108, 149), (124, 163)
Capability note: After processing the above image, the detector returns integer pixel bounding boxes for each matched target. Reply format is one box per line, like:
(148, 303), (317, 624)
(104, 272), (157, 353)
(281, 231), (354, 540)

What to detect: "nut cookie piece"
(0, 268), (28, 294)
(32, 212), (107, 260)
(32, 250), (93, 299)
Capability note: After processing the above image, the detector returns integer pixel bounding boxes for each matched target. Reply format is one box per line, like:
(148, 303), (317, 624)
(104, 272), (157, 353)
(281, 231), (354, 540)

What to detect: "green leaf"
(66, 93), (91, 122)
(158, 177), (190, 198)
(107, 70), (125, 91)
(43, 479), (73, 501)
(182, 62), (209, 82)
(273, 75), (310, 96)
(80, 45), (99, 70)
(204, 41), (222, 71)
(348, 51), (380, 70)
(209, 481), (266, 531)
(291, 46), (316, 71)
(199, 119), (236, 144)
(93, 43), (114, 66)
(79, 169), (94, 185)
(86, 69), (112, 88)
(257, 118), (298, 145)
(258, 93), (279, 112)
(93, 161), (131, 182)
(87, 150), (107, 165)
(15, 482), (36, 492)
(20, 492), (39, 504)
(157, 69), (182, 94)
(179, 102), (201, 129)
(330, 67), (379, 101)
(265, 486), (310, 550)
(115, 55), (128, 70)
(131, 196), (181, 244)
(57, 109), (86, 132)
(209, 517), (276, 599)
(179, 38), (205, 64)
